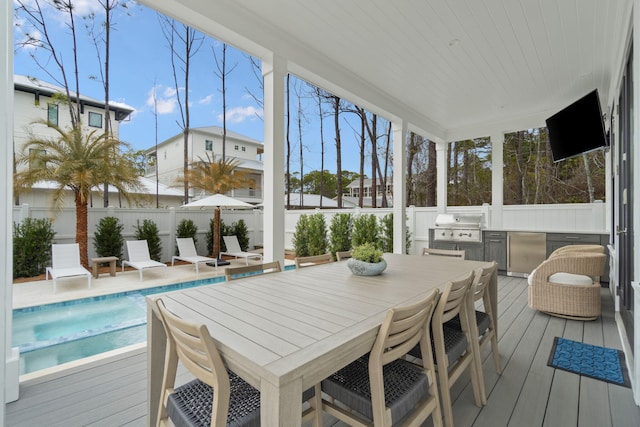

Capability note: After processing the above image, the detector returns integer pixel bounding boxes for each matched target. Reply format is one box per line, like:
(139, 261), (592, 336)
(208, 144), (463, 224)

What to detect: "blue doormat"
(547, 337), (630, 388)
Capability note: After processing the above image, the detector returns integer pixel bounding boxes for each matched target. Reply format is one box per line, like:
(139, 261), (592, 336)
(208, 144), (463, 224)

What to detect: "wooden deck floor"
(6, 276), (640, 426)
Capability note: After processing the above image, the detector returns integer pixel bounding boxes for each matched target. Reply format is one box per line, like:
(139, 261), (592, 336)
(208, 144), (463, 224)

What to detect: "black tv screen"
(546, 89), (608, 162)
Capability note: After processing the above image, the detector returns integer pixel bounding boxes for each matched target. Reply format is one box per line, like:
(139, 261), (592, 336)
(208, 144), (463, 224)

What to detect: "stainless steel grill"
(433, 213), (484, 242)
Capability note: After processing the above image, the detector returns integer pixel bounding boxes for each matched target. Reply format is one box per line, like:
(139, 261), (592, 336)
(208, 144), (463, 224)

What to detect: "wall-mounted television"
(545, 89), (608, 162)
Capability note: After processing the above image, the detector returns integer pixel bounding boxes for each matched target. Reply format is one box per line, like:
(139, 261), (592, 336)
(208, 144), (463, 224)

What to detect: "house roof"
(30, 177), (184, 197)
(14, 75), (135, 121)
(287, 193), (344, 208)
(148, 126), (263, 152)
(149, 0), (627, 141)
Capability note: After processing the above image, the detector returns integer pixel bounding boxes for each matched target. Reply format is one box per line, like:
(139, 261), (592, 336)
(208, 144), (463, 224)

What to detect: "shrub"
(292, 214), (310, 256)
(307, 213), (328, 256)
(13, 218), (56, 278)
(206, 218), (248, 254)
(352, 214), (379, 248)
(377, 213), (413, 254)
(176, 219), (198, 255)
(380, 213), (393, 253)
(230, 219), (250, 251)
(351, 242), (383, 263)
(133, 219), (162, 261)
(329, 213), (353, 258)
(94, 217), (124, 264)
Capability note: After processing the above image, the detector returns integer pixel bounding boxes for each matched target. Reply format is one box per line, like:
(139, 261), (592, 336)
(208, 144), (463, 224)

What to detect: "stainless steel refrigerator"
(507, 232), (547, 277)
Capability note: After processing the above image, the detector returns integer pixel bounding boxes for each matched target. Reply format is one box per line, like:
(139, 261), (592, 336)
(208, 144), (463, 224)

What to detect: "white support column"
(435, 140), (447, 213)
(2, 0), (18, 411)
(262, 56), (286, 267)
(490, 132), (504, 229)
(392, 120), (407, 254)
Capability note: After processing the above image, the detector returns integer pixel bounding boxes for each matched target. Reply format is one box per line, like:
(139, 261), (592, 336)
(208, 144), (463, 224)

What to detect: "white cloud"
(199, 94), (214, 105)
(146, 84), (178, 115)
(68, 0), (103, 16)
(218, 106), (263, 124)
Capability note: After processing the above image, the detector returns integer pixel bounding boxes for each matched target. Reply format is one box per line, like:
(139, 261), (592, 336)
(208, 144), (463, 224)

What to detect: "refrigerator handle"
(506, 234), (511, 270)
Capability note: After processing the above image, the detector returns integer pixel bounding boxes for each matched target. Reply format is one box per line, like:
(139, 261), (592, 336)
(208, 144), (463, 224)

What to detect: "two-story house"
(13, 75), (185, 208)
(344, 177), (393, 207)
(13, 75), (133, 160)
(144, 126), (264, 204)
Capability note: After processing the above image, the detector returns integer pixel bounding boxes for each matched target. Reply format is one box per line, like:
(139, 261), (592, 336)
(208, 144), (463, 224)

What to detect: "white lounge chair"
(171, 237), (217, 274)
(123, 240), (167, 281)
(221, 235), (262, 265)
(46, 243), (92, 292)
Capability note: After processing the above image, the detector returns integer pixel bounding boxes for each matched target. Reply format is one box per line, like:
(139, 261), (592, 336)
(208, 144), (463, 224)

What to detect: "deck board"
(7, 276), (640, 427)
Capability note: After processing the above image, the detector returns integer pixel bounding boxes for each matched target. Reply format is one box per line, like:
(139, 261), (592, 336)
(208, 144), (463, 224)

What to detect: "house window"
(234, 145), (239, 151)
(88, 112), (103, 128)
(242, 146), (246, 152)
(47, 104), (58, 126)
(205, 140), (213, 151)
(29, 148), (46, 170)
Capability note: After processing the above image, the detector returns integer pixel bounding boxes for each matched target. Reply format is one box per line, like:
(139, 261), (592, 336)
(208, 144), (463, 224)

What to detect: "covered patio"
(2, 0), (640, 424)
(6, 275), (640, 426)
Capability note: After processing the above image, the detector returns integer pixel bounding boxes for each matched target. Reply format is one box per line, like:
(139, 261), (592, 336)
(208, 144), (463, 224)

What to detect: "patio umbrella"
(182, 194), (254, 264)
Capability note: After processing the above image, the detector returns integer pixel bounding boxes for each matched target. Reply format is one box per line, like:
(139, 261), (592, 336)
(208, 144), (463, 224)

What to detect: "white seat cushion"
(549, 272), (593, 285)
(528, 269), (593, 286)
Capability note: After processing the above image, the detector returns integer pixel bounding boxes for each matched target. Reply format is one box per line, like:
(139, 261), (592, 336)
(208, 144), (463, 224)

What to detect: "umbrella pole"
(212, 206), (230, 266)
(214, 207), (221, 258)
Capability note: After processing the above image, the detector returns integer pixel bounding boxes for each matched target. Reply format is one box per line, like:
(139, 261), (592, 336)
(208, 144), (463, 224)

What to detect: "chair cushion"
(408, 326), (468, 368)
(549, 272), (593, 286)
(321, 357), (429, 423)
(167, 373), (260, 427)
(446, 311), (490, 335)
(527, 269), (593, 286)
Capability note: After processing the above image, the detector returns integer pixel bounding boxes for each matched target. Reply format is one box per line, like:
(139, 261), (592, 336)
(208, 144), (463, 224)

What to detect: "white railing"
(13, 202), (609, 262)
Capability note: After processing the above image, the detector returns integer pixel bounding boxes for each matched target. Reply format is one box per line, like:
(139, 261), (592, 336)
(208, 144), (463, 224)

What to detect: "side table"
(91, 256), (118, 278)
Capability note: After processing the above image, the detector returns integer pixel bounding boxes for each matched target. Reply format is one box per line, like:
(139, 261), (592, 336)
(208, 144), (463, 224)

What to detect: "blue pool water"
(13, 266), (295, 375)
(13, 277), (224, 375)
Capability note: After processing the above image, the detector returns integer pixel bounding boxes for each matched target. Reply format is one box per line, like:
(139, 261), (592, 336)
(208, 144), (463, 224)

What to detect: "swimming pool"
(14, 266), (296, 375)
(13, 274), (232, 375)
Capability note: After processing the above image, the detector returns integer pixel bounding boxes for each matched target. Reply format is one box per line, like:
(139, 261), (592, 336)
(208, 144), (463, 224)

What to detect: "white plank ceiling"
(146, 0), (631, 141)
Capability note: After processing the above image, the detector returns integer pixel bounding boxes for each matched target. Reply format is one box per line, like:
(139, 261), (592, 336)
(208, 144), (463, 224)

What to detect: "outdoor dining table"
(146, 253), (497, 426)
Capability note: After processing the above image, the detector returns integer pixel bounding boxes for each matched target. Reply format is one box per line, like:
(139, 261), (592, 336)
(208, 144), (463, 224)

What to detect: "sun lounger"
(45, 243), (92, 292)
(221, 235), (262, 265)
(171, 237), (217, 274)
(123, 240), (167, 281)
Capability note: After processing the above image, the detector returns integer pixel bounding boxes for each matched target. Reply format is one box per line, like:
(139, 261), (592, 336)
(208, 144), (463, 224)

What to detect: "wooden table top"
(148, 253), (492, 386)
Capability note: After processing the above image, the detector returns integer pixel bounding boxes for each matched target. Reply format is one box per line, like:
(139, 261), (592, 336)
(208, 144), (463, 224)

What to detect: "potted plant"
(347, 242), (387, 276)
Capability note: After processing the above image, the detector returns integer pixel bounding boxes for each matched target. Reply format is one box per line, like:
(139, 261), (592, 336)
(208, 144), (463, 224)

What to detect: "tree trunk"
(75, 192), (89, 268)
(286, 74), (291, 208)
(583, 153), (595, 202)
(371, 114), (377, 208)
(333, 96), (343, 208)
(427, 140), (436, 206)
(359, 111), (365, 207)
(407, 133), (415, 205)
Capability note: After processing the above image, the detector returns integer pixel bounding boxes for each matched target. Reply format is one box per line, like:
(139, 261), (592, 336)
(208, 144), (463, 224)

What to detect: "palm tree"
(14, 121), (142, 267)
(176, 152), (249, 257)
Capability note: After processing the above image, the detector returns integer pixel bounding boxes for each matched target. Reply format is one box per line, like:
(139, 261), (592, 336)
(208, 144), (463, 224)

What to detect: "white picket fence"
(13, 202), (608, 263)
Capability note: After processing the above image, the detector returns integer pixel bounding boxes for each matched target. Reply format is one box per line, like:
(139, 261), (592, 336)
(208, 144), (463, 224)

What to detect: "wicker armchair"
(528, 252), (606, 320)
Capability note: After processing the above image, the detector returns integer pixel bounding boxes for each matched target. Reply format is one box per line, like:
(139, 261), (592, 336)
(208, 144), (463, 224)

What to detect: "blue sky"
(12, 0), (370, 175)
